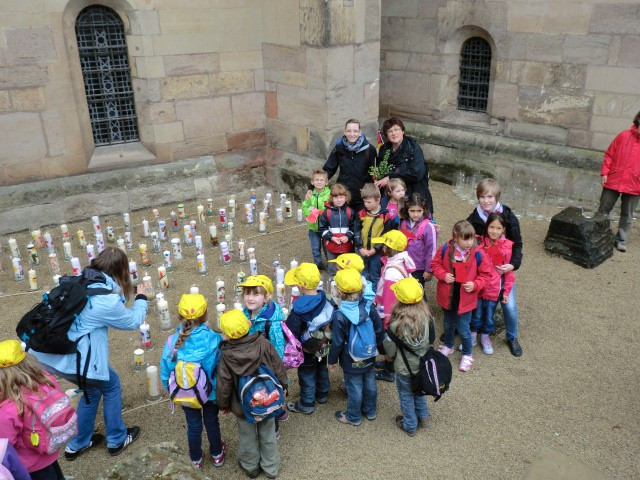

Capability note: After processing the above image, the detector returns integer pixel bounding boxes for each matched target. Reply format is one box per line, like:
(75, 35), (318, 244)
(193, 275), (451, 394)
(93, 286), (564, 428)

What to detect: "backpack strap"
(386, 329), (415, 379)
(441, 243), (481, 267)
(75, 333), (91, 404)
(386, 264), (409, 279)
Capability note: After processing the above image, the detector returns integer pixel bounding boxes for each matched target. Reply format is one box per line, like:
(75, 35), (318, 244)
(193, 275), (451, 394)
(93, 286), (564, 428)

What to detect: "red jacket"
(477, 236), (515, 301)
(430, 240), (492, 314)
(601, 125), (640, 195)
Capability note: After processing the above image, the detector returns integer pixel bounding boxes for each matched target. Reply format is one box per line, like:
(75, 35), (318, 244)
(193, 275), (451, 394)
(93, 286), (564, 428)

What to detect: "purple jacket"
(400, 218), (438, 272)
(1, 439), (31, 480)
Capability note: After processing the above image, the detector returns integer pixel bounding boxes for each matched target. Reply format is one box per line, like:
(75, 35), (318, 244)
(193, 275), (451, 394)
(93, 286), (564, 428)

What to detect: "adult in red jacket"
(597, 111), (640, 252)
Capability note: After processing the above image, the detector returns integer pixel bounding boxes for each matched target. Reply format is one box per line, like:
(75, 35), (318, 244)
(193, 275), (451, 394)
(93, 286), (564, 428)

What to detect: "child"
(470, 213), (515, 355)
(430, 221), (491, 372)
(301, 169), (331, 270)
(357, 183), (394, 291)
(382, 178), (407, 226)
(400, 193), (438, 286)
(216, 309), (287, 479)
(1, 439), (31, 480)
(319, 183), (360, 276)
(238, 275), (289, 436)
(284, 263), (334, 414)
(328, 268), (384, 426)
(466, 178), (524, 357)
(0, 340), (69, 480)
(160, 294), (225, 469)
(371, 230), (416, 382)
(382, 278), (431, 436)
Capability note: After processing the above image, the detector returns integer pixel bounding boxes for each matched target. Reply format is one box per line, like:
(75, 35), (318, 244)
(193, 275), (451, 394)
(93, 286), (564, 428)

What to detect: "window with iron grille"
(458, 37), (491, 112)
(76, 6), (139, 146)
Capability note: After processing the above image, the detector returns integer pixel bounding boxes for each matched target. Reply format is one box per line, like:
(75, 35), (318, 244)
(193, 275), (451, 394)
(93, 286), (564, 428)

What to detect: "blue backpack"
(237, 365), (284, 424)
(348, 318), (377, 362)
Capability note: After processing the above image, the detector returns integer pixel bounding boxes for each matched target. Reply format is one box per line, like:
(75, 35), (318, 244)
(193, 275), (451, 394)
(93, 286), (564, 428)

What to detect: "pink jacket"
(375, 251), (416, 328)
(601, 125), (640, 195)
(478, 236), (515, 301)
(0, 373), (61, 473)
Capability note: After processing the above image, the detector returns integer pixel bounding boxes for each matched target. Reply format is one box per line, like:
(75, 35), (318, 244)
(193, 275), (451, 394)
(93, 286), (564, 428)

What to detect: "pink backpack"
(21, 385), (78, 455)
(281, 322), (304, 369)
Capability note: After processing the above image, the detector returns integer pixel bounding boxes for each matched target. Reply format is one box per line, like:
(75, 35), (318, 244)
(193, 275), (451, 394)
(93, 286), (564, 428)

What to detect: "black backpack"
(16, 268), (112, 397)
(387, 319), (452, 401)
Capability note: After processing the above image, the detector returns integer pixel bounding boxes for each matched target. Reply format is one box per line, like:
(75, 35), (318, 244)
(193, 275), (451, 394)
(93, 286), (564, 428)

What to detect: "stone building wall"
(379, 0), (640, 152)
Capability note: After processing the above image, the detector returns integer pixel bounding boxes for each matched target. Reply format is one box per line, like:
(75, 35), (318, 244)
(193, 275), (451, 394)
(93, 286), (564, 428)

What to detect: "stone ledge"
(87, 142), (157, 171)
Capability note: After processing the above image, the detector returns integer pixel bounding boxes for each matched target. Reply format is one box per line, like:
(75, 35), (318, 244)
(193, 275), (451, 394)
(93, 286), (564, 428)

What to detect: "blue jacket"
(327, 298), (383, 373)
(160, 323), (222, 402)
(285, 291), (334, 367)
(246, 302), (286, 358)
(33, 273), (148, 382)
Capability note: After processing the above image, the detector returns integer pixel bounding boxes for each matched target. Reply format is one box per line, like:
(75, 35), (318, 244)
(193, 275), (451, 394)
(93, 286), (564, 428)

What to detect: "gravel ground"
(0, 181), (637, 480)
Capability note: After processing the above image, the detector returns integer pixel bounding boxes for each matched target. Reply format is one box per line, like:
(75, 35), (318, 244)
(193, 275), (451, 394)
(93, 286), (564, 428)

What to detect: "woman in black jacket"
(375, 118), (434, 214)
(323, 119), (377, 212)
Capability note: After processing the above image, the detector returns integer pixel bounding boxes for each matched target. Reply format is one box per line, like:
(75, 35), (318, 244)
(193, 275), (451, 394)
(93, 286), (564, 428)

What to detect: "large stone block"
(590, 115), (633, 136)
(153, 121), (185, 143)
(354, 41), (380, 84)
(129, 10), (160, 36)
(266, 91), (277, 118)
(326, 84), (364, 129)
(161, 74), (209, 100)
(0, 112), (46, 163)
(42, 110), (67, 157)
(0, 91), (10, 111)
(3, 159), (44, 183)
(262, 44), (306, 73)
(509, 61), (586, 89)
(507, 2), (543, 33)
(260, 0), (301, 46)
(563, 35), (610, 66)
(153, 33), (217, 56)
(585, 66), (640, 94)
(254, 68), (265, 91)
(175, 97), (232, 138)
(266, 118), (297, 152)
(523, 34), (563, 63)
(590, 4), (640, 35)
(364, 0), (381, 42)
(264, 69), (307, 87)
(4, 27), (56, 66)
(380, 70), (429, 110)
(163, 53), (220, 76)
(326, 45), (355, 89)
(305, 47), (327, 90)
(591, 132), (615, 151)
(381, 17), (407, 52)
(141, 102), (176, 124)
(41, 157), (68, 179)
(506, 121), (568, 145)
(170, 135), (227, 159)
(542, 2), (591, 35)
(10, 88), (45, 111)
(232, 92), (266, 132)
(381, 0), (417, 18)
(210, 70), (254, 95)
(593, 92), (640, 118)
(403, 18), (437, 53)
(226, 130), (267, 150)
(0, 66), (49, 89)
(518, 86), (593, 129)
(489, 82), (518, 119)
(618, 36), (640, 67)
(219, 51), (263, 72)
(126, 35), (155, 57)
(135, 56), (165, 79)
(363, 81), (379, 119)
(277, 84), (326, 129)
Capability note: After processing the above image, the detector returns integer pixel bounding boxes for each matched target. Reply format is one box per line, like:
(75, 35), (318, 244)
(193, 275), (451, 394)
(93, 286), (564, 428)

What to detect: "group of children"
(0, 176), (524, 479)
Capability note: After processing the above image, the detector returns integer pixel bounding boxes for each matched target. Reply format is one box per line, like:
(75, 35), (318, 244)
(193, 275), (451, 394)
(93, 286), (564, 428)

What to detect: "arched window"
(76, 6), (139, 146)
(457, 37), (491, 112)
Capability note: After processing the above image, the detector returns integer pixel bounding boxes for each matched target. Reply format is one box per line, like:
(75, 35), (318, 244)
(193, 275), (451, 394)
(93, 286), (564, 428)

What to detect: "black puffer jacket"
(378, 136), (433, 214)
(324, 136), (377, 212)
(467, 205), (523, 270)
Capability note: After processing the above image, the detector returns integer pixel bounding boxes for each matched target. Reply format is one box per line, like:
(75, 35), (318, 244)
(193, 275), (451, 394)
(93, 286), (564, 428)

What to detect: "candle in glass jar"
(31, 229), (44, 249)
(248, 247), (256, 261)
(245, 203), (254, 224)
(259, 212), (267, 233)
(60, 224), (70, 241)
(28, 269), (38, 291)
(197, 205), (205, 224)
(44, 233), (55, 254)
(63, 241), (72, 261)
(171, 238), (182, 260)
(122, 212), (131, 231)
(8, 238), (20, 258)
(27, 244), (39, 266)
(86, 244), (95, 263)
(53, 274), (61, 286)
(91, 215), (101, 234)
(158, 266), (169, 289)
(219, 208), (228, 229)
(284, 200), (293, 218)
(133, 348), (145, 370)
(207, 198), (214, 217)
(170, 211), (179, 231)
(190, 285), (200, 295)
(140, 322), (152, 349)
(158, 220), (167, 241)
(142, 219), (150, 238)
(142, 274), (154, 299)
(228, 199), (236, 219)
(13, 257), (24, 281)
(157, 298), (172, 331)
(190, 220), (197, 234)
(129, 261), (139, 284)
(249, 258), (258, 276)
(76, 229), (87, 248)
(69, 257), (81, 276)
(209, 225), (218, 246)
(139, 243), (151, 266)
(196, 254), (207, 275)
(290, 259), (299, 270)
(194, 235), (204, 256)
(238, 240), (246, 263)
(163, 250), (173, 271)
(152, 208), (160, 222)
(49, 253), (61, 275)
(276, 268), (285, 285)
(275, 208), (284, 225)
(296, 208), (303, 223)
(117, 238), (126, 253)
(219, 242), (231, 265)
(95, 232), (105, 254)
(216, 280), (225, 304)
(183, 225), (193, 246)
(146, 365), (161, 401)
(177, 204), (185, 218)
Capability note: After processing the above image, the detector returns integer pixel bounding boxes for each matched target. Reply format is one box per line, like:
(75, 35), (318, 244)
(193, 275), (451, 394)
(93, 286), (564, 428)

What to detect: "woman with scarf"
(375, 118), (434, 214)
(323, 119), (377, 213)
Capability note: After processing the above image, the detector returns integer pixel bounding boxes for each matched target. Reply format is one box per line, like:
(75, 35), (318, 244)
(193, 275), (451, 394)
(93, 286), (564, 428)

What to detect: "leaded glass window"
(76, 6), (139, 146)
(458, 37), (491, 112)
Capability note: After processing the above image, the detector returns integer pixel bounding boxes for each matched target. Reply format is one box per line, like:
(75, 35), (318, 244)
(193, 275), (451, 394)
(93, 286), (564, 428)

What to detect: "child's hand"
(501, 297), (509, 304)
(331, 237), (341, 244)
(305, 189), (312, 199)
(496, 263), (514, 274)
(462, 281), (475, 292)
(423, 272), (433, 282)
(359, 247), (370, 257)
(434, 223), (441, 234)
(445, 273), (455, 284)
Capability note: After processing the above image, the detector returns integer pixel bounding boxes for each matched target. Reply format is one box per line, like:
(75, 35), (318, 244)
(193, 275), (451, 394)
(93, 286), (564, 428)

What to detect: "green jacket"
(301, 186), (331, 232)
(383, 318), (430, 377)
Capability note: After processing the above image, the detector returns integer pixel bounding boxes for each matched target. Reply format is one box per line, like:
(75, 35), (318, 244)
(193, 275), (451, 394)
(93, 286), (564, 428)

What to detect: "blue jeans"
(396, 374), (429, 433)
(442, 309), (472, 355)
(182, 401), (223, 462)
(343, 369), (377, 423)
(50, 365), (128, 450)
(470, 298), (498, 334)
(363, 252), (383, 291)
(298, 363), (330, 410)
(501, 285), (519, 341)
(308, 230), (325, 266)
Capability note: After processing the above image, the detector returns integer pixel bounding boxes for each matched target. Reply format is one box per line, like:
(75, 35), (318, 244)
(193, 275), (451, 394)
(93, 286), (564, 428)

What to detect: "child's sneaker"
(438, 344), (455, 357)
(192, 458), (202, 469)
(459, 355), (474, 372)
(457, 333), (478, 351)
(211, 442), (226, 467)
(480, 334), (494, 355)
(375, 370), (395, 382)
(278, 410), (289, 422)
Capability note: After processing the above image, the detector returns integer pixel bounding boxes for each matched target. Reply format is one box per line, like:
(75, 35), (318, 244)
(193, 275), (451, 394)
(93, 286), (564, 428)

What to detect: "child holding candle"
(160, 294), (226, 469)
(430, 221), (492, 372)
(301, 169), (331, 270)
(216, 309), (287, 479)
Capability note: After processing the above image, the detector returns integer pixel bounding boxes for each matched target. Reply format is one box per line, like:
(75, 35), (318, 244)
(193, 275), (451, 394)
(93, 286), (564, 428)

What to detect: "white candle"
(275, 208), (284, 225)
(276, 267), (285, 285)
(248, 247), (256, 261)
(190, 220), (197, 234)
(190, 286), (200, 294)
(177, 204), (185, 218)
(142, 274), (155, 299)
(53, 274), (62, 286)
(106, 226), (116, 243)
(28, 269), (38, 290)
(157, 298), (172, 331)
(238, 240), (246, 262)
(291, 286), (300, 306)
(183, 225), (193, 245)
(280, 193), (287, 207)
(158, 266), (169, 289)
(129, 261), (139, 284)
(116, 238), (126, 253)
(290, 259), (299, 270)
(220, 241), (231, 265)
(214, 304), (226, 332)
(27, 244), (39, 266)
(122, 212), (131, 231)
(171, 238), (182, 260)
(194, 235), (203, 256)
(49, 253), (61, 274)
(197, 205), (205, 224)
(163, 250), (173, 270)
(276, 283), (286, 306)
(228, 199), (236, 219)
(245, 203), (254, 224)
(8, 238), (19, 258)
(142, 219), (150, 237)
(146, 365), (161, 400)
(284, 200), (293, 218)
(297, 208), (303, 223)
(139, 243), (151, 266)
(31, 229), (44, 249)
(259, 212), (267, 233)
(44, 232), (55, 254)
(70, 257), (81, 276)
(158, 220), (167, 241)
(152, 208), (160, 222)
(249, 258), (258, 275)
(60, 224), (70, 240)
(234, 302), (243, 311)
(216, 280), (225, 304)
(63, 241), (72, 261)
(91, 215), (101, 234)
(197, 254), (207, 274)
(76, 229), (86, 248)
(140, 322), (152, 349)
(95, 232), (105, 254)
(209, 225), (218, 246)
(133, 348), (145, 369)
(124, 232), (133, 249)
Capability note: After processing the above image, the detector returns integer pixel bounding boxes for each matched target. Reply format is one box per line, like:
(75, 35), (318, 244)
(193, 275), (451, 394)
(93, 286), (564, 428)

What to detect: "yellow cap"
(0, 340), (26, 368)
(238, 275), (274, 294)
(334, 268), (363, 294)
(177, 294), (208, 320)
(371, 230), (408, 252)
(390, 277), (424, 305)
(219, 309), (251, 339)
(328, 253), (364, 272)
(284, 263), (320, 289)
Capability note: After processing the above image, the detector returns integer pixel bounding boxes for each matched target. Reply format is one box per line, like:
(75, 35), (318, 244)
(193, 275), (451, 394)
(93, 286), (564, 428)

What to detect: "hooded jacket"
(375, 251), (416, 328)
(601, 125), (640, 195)
(301, 186), (331, 232)
(400, 217), (438, 271)
(160, 323), (222, 402)
(383, 318), (431, 377)
(246, 302), (286, 359)
(327, 298), (383, 373)
(285, 291), (335, 367)
(216, 333), (287, 419)
(32, 270), (148, 381)
(318, 205), (359, 254)
(356, 207), (394, 250)
(467, 205), (523, 270)
(477, 235), (515, 302)
(324, 135), (377, 211)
